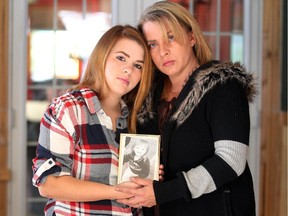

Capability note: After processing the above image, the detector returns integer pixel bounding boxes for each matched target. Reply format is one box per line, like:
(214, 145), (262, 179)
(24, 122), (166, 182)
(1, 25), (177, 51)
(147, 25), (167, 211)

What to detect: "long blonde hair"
(138, 1), (213, 65)
(73, 25), (153, 133)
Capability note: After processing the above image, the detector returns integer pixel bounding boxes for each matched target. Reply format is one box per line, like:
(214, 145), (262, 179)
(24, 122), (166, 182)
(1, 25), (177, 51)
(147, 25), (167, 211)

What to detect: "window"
(26, 1), (111, 215)
(169, 0), (244, 62)
(10, 1), (260, 215)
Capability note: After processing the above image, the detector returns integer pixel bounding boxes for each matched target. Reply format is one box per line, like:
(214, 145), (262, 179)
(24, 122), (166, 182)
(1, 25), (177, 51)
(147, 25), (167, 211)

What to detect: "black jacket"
(138, 61), (257, 216)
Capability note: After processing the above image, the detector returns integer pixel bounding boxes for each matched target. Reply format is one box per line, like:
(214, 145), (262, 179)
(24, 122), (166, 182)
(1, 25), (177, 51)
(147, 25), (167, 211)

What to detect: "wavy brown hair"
(73, 25), (153, 133)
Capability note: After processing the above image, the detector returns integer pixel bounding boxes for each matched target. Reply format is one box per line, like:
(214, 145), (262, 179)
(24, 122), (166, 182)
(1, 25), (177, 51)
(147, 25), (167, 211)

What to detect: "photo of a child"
(121, 139), (150, 181)
(117, 133), (160, 184)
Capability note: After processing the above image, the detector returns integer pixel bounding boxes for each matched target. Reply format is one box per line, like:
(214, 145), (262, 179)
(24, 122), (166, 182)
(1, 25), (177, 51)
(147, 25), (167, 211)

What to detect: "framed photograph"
(117, 133), (161, 184)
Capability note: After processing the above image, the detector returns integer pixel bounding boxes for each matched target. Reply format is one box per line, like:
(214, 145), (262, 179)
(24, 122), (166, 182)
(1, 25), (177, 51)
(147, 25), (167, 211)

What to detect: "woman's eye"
(134, 64), (143, 70)
(148, 43), (156, 49)
(168, 34), (175, 42)
(116, 55), (125, 61)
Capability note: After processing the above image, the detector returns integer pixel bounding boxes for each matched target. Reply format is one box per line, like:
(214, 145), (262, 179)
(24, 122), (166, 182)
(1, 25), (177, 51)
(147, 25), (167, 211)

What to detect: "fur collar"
(137, 61), (257, 126)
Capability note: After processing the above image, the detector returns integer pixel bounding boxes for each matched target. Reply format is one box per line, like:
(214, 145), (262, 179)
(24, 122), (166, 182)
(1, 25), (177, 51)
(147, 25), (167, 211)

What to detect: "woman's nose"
(159, 43), (169, 57)
(122, 67), (132, 74)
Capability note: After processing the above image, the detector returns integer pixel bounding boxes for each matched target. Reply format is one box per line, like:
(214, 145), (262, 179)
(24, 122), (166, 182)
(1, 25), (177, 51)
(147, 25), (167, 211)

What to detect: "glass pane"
(26, 88), (50, 142)
(220, 0), (243, 32)
(56, 0), (111, 84)
(168, 0), (218, 32)
(27, 201), (47, 216)
(219, 35), (243, 62)
(204, 35), (217, 58)
(169, 0), (190, 9)
(29, 30), (80, 85)
(28, 0), (60, 30)
(55, 86), (71, 97)
(56, 0), (82, 83)
(220, 35), (231, 61)
(168, 0), (244, 62)
(27, 146), (48, 216)
(26, 87), (74, 142)
(27, 87), (54, 101)
(29, 30), (55, 84)
(230, 34), (243, 62)
(194, 0), (217, 32)
(54, 30), (81, 81)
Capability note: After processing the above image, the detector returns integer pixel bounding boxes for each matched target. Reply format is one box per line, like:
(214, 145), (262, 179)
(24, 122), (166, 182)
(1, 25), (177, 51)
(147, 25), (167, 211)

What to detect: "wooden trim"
(280, 118), (287, 216)
(0, 168), (11, 182)
(0, 0), (9, 215)
(260, 0), (287, 215)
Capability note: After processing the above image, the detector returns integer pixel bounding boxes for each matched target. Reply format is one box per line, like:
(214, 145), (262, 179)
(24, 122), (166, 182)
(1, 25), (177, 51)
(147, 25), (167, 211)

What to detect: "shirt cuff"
(32, 158), (58, 186)
(153, 172), (191, 205)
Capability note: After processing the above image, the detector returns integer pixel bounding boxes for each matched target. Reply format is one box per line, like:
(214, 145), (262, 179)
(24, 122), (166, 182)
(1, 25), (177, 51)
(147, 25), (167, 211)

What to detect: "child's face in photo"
(134, 143), (147, 156)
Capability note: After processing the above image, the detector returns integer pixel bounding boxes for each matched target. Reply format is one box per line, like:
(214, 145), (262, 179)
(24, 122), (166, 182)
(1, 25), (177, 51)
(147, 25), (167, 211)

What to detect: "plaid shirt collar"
(80, 87), (129, 118)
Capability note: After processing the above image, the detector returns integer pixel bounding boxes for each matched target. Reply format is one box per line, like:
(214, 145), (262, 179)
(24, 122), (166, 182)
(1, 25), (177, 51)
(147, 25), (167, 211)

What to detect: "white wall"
(244, 0), (263, 215)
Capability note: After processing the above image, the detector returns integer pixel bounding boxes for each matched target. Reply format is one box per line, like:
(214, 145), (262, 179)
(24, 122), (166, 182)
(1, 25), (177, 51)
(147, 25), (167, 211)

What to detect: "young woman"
(115, 2), (257, 216)
(32, 25), (153, 216)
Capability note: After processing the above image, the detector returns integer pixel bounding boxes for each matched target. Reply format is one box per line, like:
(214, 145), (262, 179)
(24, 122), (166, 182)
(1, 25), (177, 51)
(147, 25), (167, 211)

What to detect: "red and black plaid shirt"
(32, 88), (142, 216)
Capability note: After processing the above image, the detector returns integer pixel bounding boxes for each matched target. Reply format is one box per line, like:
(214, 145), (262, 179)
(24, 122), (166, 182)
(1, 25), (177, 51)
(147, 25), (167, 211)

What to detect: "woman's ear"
(189, 31), (196, 47)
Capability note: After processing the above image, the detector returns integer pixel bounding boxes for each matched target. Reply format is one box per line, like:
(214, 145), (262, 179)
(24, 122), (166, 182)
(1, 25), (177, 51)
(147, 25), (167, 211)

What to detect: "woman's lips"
(163, 60), (175, 67)
(117, 77), (130, 86)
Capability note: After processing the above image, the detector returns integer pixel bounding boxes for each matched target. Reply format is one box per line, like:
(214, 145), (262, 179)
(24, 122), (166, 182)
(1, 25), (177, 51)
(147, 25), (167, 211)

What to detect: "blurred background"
(0, 0), (286, 215)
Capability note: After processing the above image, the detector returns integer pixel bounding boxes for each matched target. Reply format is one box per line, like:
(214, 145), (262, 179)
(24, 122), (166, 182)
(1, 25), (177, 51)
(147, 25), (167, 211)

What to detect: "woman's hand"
(159, 164), (164, 182)
(118, 181), (142, 189)
(115, 177), (156, 208)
